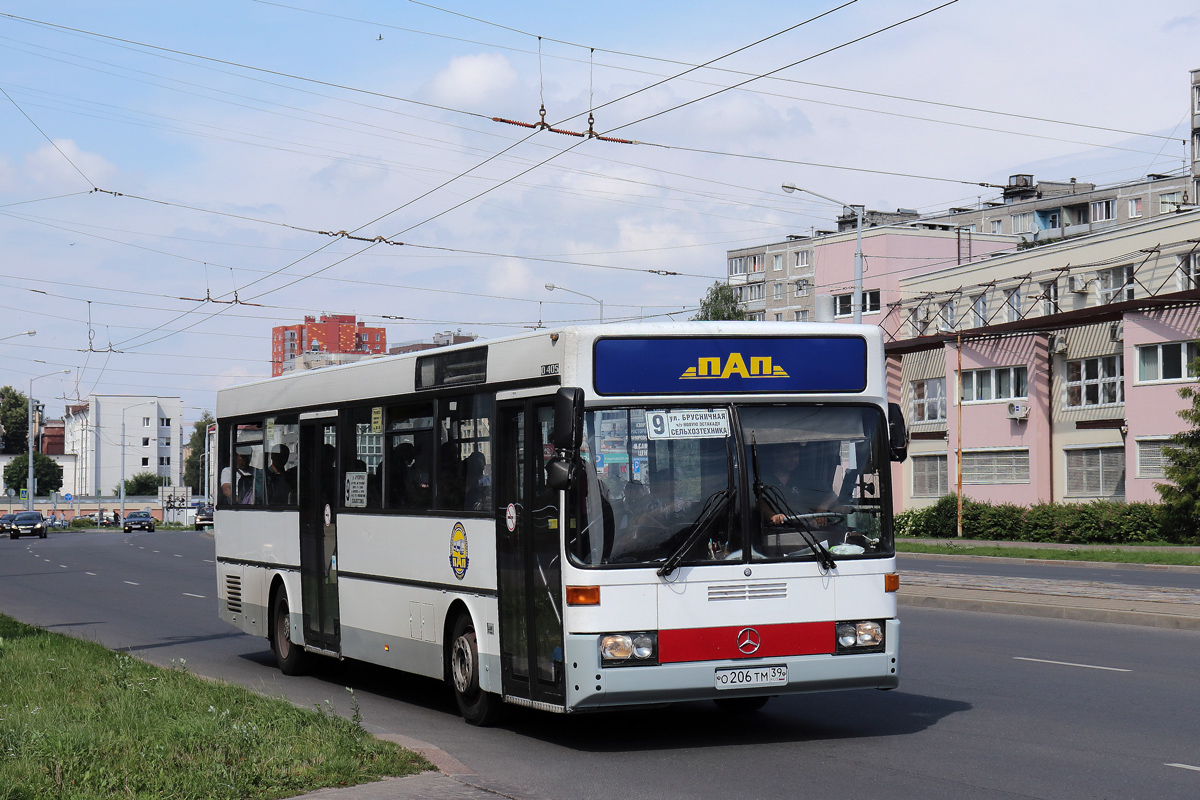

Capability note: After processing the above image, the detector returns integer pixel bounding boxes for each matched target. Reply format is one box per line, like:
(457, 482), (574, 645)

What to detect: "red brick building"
(271, 314), (387, 376)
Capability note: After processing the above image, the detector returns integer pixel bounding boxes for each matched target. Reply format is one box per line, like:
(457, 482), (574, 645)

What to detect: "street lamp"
(119, 400), (159, 522)
(28, 368), (70, 510)
(545, 283), (604, 323)
(782, 183), (864, 324)
(1, 330), (35, 343)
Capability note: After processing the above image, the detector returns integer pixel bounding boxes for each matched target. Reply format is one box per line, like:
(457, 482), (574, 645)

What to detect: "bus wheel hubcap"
(451, 635), (473, 694)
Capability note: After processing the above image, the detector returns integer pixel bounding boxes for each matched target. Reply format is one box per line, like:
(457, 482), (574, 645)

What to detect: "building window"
(772, 254), (783, 271)
(160, 417), (171, 427)
(159, 456), (171, 466)
(749, 311), (765, 322)
(1128, 197), (1143, 218)
(142, 417), (150, 427)
(728, 256), (747, 276)
(794, 310), (809, 322)
(1098, 265), (1134, 303)
(1065, 356), (1123, 407)
(1011, 213), (1034, 234)
(746, 283), (765, 301)
(141, 457), (149, 467)
(1176, 253), (1198, 291)
(989, 220), (1002, 234)
(833, 290), (880, 317)
(773, 283), (783, 301)
(1090, 199), (1116, 222)
(1160, 192), (1183, 213)
(961, 449), (1030, 484)
(749, 254), (764, 273)
(970, 293), (987, 327)
(1041, 280), (1060, 315)
(141, 437), (150, 447)
(911, 378), (947, 422)
(1137, 439), (1171, 479)
(795, 250), (810, 268)
(773, 313), (782, 322)
(1004, 288), (1021, 322)
(1065, 447), (1125, 497)
(938, 299), (956, 330)
(1137, 341), (1199, 382)
(912, 455), (949, 497)
(794, 279), (809, 298)
(960, 366), (1027, 403)
(163, 438), (171, 448)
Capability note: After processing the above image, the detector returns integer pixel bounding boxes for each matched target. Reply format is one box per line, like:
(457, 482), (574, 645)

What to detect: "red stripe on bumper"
(658, 621), (834, 663)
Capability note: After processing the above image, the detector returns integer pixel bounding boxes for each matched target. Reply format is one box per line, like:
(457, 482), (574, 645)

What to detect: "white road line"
(59, 565), (67, 568)
(152, 550), (159, 553)
(182, 593), (206, 598)
(85, 572), (96, 576)
(204, 559), (214, 563)
(1166, 763), (1200, 772)
(1013, 657), (1131, 672)
(123, 581), (139, 586)
(173, 554), (182, 558)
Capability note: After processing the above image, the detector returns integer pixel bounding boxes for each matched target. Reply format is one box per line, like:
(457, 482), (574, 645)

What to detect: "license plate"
(714, 665), (788, 690)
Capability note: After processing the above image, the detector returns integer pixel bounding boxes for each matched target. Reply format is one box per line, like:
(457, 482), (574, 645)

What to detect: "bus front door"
(299, 420), (340, 654)
(495, 400), (565, 708)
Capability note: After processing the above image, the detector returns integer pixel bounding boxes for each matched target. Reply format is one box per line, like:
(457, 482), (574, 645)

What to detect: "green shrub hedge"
(894, 494), (1193, 544)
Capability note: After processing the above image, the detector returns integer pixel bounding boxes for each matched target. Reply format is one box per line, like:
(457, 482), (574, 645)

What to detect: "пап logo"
(681, 353), (789, 380)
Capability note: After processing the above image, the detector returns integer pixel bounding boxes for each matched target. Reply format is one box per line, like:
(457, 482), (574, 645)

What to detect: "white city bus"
(214, 322), (906, 724)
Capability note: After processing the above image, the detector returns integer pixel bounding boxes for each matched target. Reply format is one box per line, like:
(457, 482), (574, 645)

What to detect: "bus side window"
(435, 394), (493, 513)
(343, 407), (384, 509)
(387, 403), (434, 511)
(228, 422), (264, 506)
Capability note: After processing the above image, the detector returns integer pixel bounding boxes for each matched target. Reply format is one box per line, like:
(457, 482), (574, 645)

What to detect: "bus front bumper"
(563, 619), (899, 710)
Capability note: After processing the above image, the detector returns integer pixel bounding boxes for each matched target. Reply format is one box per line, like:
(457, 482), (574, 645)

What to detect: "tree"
(116, 471), (169, 497)
(3, 452), (63, 496)
(691, 281), (746, 321)
(183, 412), (213, 494)
(1157, 351), (1200, 538)
(0, 386), (29, 455)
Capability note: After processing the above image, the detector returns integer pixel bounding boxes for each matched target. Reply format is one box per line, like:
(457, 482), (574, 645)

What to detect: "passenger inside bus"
(759, 443), (843, 526)
(266, 445), (295, 505)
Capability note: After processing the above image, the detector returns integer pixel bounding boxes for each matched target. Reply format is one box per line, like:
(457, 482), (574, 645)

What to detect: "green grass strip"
(0, 615), (429, 799)
(897, 541), (1200, 566)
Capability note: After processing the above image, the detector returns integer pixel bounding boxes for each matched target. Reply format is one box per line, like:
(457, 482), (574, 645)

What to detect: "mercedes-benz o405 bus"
(214, 322), (907, 724)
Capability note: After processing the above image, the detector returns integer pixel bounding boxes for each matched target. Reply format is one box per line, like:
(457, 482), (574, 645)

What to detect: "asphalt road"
(897, 553), (1200, 590)
(1, 529), (1198, 800)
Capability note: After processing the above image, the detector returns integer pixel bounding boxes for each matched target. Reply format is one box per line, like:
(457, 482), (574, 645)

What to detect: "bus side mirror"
(546, 456), (577, 491)
(888, 402), (908, 463)
(552, 387), (585, 451)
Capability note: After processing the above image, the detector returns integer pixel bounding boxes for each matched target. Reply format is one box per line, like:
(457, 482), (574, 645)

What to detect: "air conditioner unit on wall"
(1006, 401), (1029, 420)
(1109, 321), (1123, 342)
(1068, 275), (1090, 294)
(1049, 333), (1067, 354)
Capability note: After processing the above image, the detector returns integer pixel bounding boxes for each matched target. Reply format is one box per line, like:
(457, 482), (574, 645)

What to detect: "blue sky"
(0, 0), (1197, 424)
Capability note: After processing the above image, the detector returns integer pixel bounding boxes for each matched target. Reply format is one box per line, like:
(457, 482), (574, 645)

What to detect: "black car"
(10, 511), (47, 539)
(0, 513), (16, 536)
(123, 510), (156, 533)
(194, 505), (213, 531)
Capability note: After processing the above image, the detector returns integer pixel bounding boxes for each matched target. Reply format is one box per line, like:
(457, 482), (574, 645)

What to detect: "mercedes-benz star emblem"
(736, 627), (761, 655)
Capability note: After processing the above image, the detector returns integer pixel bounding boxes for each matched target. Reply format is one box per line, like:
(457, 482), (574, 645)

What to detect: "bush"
(70, 517), (94, 528)
(896, 496), (1183, 544)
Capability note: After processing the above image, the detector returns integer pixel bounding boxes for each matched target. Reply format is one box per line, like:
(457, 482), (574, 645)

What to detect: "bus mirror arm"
(887, 403), (909, 463)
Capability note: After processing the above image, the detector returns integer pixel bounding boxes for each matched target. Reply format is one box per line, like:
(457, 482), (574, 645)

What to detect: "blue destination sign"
(593, 336), (868, 396)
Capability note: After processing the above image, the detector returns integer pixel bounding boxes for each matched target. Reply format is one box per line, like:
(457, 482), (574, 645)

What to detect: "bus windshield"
(567, 404), (892, 568)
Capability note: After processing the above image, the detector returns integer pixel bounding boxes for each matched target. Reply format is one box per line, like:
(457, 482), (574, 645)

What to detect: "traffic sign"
(64, 493), (73, 502)
(19, 488), (27, 500)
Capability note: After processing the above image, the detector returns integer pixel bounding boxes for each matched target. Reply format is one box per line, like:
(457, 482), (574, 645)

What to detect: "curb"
(899, 592), (1200, 631)
(899, 551), (1200, 573)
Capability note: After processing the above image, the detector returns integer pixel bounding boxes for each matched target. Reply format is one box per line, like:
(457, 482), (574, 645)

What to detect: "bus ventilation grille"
(225, 574), (243, 614)
(708, 582), (787, 601)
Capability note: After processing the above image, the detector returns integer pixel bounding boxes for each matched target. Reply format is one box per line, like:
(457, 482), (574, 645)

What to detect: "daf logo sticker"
(736, 627), (761, 655)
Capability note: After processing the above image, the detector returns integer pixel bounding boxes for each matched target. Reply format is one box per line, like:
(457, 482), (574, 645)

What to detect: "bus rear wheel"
(449, 614), (502, 726)
(271, 589), (307, 676)
(714, 696), (770, 713)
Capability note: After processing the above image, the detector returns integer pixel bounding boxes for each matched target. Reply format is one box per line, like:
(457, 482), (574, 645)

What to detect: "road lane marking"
(182, 593), (206, 598)
(1013, 657), (1130, 672)
(204, 559), (214, 563)
(85, 572), (96, 576)
(59, 565), (67, 568)
(1166, 763), (1200, 772)
(123, 581), (140, 586)
(173, 554), (182, 558)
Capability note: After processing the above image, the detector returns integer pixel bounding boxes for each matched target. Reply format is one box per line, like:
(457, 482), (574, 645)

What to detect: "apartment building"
(271, 314), (387, 376)
(62, 395), (184, 497)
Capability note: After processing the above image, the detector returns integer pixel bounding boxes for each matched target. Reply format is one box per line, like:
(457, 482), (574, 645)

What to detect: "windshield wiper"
(750, 434), (836, 572)
(657, 487), (733, 578)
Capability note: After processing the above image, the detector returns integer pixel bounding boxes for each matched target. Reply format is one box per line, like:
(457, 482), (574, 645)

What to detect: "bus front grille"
(708, 582), (787, 601)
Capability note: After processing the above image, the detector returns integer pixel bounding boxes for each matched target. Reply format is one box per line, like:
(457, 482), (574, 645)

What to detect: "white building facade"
(62, 395), (184, 497)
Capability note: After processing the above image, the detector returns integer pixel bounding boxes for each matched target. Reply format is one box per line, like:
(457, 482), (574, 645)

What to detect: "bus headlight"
(834, 620), (885, 653)
(600, 632), (658, 666)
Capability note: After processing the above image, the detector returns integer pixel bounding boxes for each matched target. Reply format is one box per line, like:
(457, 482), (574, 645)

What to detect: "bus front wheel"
(449, 614), (502, 726)
(271, 589), (307, 676)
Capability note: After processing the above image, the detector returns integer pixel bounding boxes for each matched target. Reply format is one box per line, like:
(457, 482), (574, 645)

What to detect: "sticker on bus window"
(645, 410), (730, 440)
(345, 472), (368, 508)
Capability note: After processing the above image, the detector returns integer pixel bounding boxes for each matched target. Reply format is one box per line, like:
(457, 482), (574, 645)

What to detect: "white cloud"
(423, 53), (521, 113)
(24, 140), (116, 189)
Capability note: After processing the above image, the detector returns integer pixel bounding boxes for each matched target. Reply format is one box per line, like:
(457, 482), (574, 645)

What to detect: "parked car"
(194, 505), (214, 531)
(0, 513), (17, 536)
(123, 510), (156, 533)
(10, 511), (47, 539)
